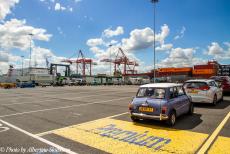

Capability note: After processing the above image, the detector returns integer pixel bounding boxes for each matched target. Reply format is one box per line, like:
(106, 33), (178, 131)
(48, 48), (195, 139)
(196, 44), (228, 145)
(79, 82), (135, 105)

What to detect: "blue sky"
(0, 0), (230, 74)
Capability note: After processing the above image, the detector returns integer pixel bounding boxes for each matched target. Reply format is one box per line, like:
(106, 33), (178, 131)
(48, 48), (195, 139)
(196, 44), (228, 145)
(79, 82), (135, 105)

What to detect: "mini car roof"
(140, 83), (182, 88)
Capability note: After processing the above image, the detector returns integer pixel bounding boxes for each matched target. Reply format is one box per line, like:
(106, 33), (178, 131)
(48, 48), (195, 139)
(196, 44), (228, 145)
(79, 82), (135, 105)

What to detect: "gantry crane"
(101, 47), (139, 76)
(62, 50), (96, 76)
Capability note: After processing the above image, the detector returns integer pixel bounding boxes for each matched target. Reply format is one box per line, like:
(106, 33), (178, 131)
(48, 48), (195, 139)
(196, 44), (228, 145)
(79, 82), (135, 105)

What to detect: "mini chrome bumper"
(131, 113), (168, 120)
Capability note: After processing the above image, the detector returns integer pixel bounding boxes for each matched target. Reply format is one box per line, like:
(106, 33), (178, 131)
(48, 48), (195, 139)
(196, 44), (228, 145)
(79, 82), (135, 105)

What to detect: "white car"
(183, 79), (223, 105)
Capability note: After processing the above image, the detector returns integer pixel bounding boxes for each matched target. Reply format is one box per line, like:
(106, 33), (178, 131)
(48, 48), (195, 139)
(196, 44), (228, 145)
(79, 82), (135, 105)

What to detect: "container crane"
(62, 50), (96, 76)
(101, 47), (139, 76)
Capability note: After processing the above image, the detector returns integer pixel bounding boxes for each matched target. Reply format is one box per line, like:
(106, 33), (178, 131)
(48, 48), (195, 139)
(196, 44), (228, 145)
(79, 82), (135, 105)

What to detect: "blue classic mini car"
(129, 83), (193, 126)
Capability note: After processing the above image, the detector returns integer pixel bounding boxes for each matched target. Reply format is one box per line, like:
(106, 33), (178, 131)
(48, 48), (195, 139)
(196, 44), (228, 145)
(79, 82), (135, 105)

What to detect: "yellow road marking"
(36, 112), (129, 136)
(197, 112), (230, 154)
(208, 136), (230, 154)
(53, 118), (208, 154)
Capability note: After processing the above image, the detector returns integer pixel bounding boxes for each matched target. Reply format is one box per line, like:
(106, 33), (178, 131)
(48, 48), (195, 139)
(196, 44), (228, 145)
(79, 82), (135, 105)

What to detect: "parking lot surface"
(0, 86), (230, 154)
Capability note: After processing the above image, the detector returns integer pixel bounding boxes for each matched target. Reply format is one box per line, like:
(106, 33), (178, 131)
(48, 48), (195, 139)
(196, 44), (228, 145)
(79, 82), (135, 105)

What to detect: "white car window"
(213, 81), (218, 87)
(184, 82), (207, 89)
(208, 81), (217, 87)
(136, 88), (165, 99)
(137, 88), (147, 97)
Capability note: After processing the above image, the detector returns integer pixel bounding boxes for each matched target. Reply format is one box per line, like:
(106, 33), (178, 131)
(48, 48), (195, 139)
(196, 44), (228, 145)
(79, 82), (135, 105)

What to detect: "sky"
(0, 0), (230, 75)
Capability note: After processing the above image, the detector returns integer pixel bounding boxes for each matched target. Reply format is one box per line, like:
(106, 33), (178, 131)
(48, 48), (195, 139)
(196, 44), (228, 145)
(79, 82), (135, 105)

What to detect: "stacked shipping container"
(192, 61), (219, 78)
(218, 65), (230, 76)
(157, 67), (192, 77)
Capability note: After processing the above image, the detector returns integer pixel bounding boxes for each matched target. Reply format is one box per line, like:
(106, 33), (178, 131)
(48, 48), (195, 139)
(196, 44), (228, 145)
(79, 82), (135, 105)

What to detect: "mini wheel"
(167, 111), (176, 126)
(131, 116), (139, 122)
(188, 103), (194, 115)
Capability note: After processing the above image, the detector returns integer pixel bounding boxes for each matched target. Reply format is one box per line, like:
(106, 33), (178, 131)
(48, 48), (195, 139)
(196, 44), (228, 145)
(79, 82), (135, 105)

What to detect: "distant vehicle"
(183, 79), (223, 105)
(0, 83), (16, 89)
(129, 83), (193, 126)
(210, 76), (230, 94)
(17, 81), (35, 88)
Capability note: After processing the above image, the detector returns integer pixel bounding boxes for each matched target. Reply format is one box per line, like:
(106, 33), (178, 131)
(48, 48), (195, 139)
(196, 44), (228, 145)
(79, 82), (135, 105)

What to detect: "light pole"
(28, 33), (33, 81)
(21, 56), (24, 76)
(28, 33), (33, 69)
(151, 0), (158, 83)
(108, 44), (113, 76)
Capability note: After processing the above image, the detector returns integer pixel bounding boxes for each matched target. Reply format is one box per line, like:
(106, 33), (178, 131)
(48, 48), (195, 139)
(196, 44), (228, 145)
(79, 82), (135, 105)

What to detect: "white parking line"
(1, 99), (56, 106)
(0, 97), (130, 118)
(0, 119), (78, 154)
(0, 91), (130, 106)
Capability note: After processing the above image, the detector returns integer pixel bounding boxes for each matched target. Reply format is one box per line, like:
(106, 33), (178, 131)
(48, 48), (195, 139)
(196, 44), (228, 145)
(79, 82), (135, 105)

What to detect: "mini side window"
(169, 88), (174, 99)
(177, 86), (185, 96)
(173, 87), (178, 98)
(169, 87), (178, 99)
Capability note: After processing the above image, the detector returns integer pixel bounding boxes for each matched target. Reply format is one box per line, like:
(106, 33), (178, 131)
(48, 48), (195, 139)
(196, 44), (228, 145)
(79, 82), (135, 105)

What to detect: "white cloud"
(86, 38), (104, 47)
(0, 51), (9, 62)
(0, 19), (52, 50)
(156, 43), (173, 51)
(122, 27), (154, 51)
(86, 25), (171, 74)
(0, 50), (22, 73)
(207, 42), (224, 56)
(54, 3), (66, 11)
(0, 18), (55, 73)
(121, 24), (170, 52)
(0, 0), (19, 20)
(224, 42), (230, 47)
(156, 24), (170, 45)
(174, 26), (186, 40)
(74, 0), (82, 3)
(69, 7), (73, 12)
(90, 47), (104, 55)
(103, 26), (124, 38)
(205, 42), (230, 60)
(169, 48), (194, 59)
(157, 47), (205, 68)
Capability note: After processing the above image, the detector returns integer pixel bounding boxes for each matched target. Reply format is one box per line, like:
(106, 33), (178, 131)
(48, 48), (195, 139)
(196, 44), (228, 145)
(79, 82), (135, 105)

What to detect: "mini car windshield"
(136, 88), (165, 99)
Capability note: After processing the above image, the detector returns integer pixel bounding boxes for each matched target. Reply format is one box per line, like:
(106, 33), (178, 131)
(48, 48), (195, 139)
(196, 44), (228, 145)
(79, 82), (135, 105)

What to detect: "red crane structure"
(62, 50), (96, 76)
(101, 47), (139, 76)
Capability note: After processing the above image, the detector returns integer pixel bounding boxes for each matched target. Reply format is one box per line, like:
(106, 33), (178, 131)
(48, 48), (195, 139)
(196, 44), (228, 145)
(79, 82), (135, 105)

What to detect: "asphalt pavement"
(0, 86), (229, 154)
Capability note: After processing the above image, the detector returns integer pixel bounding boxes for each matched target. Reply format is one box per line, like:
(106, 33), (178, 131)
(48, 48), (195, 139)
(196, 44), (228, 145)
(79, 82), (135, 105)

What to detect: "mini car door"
(169, 87), (182, 116)
(177, 86), (190, 114)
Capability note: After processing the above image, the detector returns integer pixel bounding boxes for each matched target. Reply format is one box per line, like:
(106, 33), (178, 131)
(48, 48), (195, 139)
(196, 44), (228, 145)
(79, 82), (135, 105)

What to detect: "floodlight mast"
(151, 0), (158, 83)
(28, 33), (33, 81)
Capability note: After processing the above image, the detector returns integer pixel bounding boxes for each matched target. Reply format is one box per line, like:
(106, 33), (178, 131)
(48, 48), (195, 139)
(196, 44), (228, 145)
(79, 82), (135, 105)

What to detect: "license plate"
(188, 89), (198, 94)
(139, 107), (154, 112)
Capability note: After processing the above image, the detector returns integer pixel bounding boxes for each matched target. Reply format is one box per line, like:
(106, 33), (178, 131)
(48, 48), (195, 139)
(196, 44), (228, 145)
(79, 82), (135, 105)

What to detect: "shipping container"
(194, 65), (217, 69)
(158, 67), (192, 73)
(192, 74), (214, 79)
(218, 65), (230, 76)
(192, 69), (217, 75)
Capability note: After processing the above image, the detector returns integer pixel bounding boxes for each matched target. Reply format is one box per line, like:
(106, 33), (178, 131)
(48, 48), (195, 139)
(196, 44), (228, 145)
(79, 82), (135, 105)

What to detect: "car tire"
(220, 94), (224, 102)
(213, 94), (217, 106)
(131, 116), (139, 122)
(188, 103), (194, 115)
(167, 111), (176, 126)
